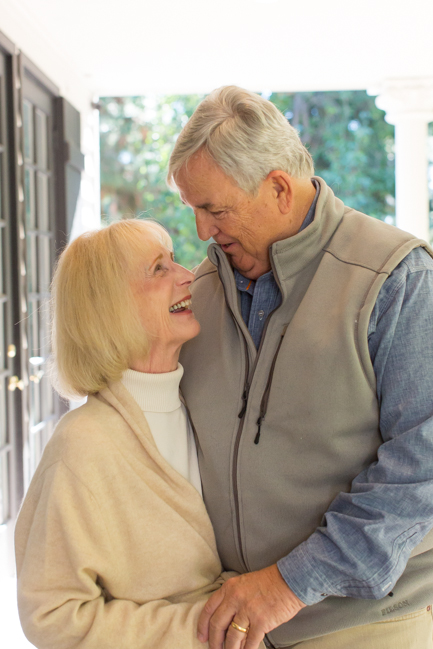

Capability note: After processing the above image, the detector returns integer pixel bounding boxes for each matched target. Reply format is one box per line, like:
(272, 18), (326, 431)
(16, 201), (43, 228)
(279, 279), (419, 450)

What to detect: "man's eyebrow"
(196, 202), (221, 211)
(181, 198), (225, 211)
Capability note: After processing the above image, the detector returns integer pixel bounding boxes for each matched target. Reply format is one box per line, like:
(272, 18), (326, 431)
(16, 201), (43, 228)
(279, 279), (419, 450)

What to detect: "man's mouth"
(169, 298), (192, 314)
(220, 242), (236, 251)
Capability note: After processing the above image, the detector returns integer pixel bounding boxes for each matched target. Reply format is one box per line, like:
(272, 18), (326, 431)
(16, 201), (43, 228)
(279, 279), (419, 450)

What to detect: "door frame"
(0, 30), (76, 522)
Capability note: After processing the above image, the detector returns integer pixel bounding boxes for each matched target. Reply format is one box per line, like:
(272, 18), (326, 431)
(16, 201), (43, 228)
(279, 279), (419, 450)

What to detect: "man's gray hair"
(167, 86), (314, 195)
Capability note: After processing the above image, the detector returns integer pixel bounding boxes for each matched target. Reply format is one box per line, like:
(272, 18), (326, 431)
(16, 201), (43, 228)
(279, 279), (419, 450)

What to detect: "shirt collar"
(298, 178), (320, 232)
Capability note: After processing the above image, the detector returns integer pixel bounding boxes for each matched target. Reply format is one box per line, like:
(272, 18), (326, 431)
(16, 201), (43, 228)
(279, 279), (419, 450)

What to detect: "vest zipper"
(216, 252), (286, 576)
(254, 325), (288, 444)
(231, 313), (286, 571)
(217, 260), (251, 572)
(214, 253), (292, 649)
(238, 383), (250, 419)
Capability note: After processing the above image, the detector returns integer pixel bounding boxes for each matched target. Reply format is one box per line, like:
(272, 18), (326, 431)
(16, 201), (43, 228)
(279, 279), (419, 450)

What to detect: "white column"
(375, 78), (433, 241)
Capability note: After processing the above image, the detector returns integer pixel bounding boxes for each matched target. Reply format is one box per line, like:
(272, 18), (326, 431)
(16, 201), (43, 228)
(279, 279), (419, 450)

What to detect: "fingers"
(197, 587), (225, 643)
(207, 601), (238, 649)
(199, 566), (303, 647)
(224, 620), (250, 649)
(244, 626), (266, 649)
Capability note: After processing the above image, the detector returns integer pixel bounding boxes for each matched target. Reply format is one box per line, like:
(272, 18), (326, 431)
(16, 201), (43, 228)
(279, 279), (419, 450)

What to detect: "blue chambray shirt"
(234, 181), (319, 347)
(234, 185), (433, 604)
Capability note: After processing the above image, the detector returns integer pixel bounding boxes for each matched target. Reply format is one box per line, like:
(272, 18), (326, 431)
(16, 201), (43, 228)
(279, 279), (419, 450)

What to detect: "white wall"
(0, 0), (93, 114)
(0, 0), (102, 238)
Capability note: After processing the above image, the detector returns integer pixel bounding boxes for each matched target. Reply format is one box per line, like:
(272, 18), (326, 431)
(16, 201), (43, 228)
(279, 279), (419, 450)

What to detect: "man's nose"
(195, 211), (219, 241)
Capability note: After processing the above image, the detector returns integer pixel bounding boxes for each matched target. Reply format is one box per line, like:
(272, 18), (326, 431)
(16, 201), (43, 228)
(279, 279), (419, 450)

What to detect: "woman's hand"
(197, 564), (306, 649)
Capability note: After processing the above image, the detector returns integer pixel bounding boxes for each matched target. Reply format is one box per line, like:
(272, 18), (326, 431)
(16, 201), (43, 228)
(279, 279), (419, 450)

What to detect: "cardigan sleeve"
(15, 460), (212, 649)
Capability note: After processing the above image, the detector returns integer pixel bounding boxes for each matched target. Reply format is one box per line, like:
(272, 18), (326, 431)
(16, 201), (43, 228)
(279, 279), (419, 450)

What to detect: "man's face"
(176, 150), (278, 279)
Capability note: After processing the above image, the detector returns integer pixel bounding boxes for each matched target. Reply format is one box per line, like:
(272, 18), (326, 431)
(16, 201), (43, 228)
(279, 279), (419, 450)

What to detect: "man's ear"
(267, 171), (292, 214)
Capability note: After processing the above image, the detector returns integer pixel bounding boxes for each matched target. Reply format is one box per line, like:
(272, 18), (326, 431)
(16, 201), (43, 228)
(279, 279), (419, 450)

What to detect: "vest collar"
(207, 176), (345, 289)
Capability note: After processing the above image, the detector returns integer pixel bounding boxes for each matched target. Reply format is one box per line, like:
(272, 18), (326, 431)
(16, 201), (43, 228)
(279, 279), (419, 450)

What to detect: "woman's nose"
(176, 264), (195, 285)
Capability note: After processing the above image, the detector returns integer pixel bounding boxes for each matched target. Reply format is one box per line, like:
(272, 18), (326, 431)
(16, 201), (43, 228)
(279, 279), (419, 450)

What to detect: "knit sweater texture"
(15, 380), (228, 649)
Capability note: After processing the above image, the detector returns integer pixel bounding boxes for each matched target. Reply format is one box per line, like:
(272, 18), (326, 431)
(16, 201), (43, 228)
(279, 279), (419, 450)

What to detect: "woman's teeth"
(169, 298), (192, 313)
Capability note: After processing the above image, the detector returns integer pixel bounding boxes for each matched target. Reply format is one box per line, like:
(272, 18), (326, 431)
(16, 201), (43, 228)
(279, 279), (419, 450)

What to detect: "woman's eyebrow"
(149, 253), (163, 269)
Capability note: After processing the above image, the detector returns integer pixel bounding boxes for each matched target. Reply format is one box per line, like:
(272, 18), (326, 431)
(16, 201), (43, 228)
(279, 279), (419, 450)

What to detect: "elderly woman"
(14, 219), (235, 649)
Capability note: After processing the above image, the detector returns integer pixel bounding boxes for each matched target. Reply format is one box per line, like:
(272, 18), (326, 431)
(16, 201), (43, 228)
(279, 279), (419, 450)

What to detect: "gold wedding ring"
(230, 621), (249, 634)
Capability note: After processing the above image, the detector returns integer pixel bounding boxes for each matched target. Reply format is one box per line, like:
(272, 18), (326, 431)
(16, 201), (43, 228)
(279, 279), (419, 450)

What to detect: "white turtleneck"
(121, 364), (202, 495)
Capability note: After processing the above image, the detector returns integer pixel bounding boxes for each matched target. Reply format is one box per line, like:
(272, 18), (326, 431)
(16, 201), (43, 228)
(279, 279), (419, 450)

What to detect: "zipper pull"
(254, 416), (264, 444)
(238, 385), (249, 418)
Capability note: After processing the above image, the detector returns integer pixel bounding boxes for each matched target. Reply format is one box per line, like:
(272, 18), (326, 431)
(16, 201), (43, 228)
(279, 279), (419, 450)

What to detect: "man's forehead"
(177, 154), (237, 206)
(179, 155), (223, 184)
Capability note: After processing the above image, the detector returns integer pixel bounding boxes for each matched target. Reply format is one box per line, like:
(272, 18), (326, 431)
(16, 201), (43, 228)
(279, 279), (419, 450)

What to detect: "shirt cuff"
(277, 541), (332, 606)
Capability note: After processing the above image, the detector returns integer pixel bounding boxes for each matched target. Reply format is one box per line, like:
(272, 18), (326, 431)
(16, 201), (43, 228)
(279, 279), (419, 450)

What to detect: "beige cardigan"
(15, 382), (226, 649)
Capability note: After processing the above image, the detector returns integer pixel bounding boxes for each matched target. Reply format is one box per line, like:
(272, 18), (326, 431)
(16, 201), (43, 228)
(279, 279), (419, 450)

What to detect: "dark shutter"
(53, 97), (85, 254)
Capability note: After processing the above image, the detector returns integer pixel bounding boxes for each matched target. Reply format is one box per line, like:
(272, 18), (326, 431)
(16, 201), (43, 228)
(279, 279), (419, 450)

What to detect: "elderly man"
(168, 86), (433, 649)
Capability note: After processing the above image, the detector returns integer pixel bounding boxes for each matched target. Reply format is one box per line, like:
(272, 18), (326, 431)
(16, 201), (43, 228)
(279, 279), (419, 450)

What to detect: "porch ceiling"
(2, 0), (433, 97)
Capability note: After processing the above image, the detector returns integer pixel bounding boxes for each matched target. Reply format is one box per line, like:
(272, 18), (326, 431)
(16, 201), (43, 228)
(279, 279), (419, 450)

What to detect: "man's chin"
(225, 251), (270, 279)
(228, 256), (260, 279)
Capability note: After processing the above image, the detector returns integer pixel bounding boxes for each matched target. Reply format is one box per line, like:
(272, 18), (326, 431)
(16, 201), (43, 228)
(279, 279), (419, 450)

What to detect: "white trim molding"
(373, 78), (433, 241)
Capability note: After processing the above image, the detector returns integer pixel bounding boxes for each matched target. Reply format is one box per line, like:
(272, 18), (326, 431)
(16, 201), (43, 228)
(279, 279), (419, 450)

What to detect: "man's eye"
(210, 210), (224, 218)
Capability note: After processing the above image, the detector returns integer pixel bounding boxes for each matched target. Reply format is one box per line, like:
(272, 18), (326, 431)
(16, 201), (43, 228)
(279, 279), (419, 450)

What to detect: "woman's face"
(130, 239), (201, 357)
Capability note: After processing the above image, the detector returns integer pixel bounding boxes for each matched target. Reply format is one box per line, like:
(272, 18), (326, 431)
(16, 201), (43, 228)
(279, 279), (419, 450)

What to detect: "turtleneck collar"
(121, 363), (184, 413)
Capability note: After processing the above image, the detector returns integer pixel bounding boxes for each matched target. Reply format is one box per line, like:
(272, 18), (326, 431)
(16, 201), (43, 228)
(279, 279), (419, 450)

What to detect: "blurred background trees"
(100, 91), (396, 268)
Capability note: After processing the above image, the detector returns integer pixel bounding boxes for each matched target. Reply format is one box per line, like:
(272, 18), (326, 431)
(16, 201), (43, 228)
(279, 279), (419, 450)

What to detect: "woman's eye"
(210, 210), (224, 218)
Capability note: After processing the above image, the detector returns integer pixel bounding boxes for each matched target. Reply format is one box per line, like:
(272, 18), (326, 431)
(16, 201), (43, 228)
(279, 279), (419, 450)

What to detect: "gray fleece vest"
(180, 177), (433, 646)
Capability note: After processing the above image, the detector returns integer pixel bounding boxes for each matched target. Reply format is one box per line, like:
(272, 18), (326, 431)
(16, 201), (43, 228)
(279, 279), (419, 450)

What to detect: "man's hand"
(197, 564), (306, 649)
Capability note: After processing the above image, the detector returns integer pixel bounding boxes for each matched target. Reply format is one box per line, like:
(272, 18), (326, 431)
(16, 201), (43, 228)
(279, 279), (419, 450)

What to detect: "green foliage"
(100, 95), (208, 268)
(270, 91), (395, 220)
(100, 91), (395, 268)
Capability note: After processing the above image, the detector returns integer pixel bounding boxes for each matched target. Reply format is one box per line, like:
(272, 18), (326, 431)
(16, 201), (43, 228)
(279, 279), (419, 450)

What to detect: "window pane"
(36, 173), (49, 230)
(38, 297), (50, 359)
(0, 82), (2, 146)
(0, 301), (5, 371)
(26, 234), (38, 294)
(24, 168), (35, 229)
(0, 452), (10, 524)
(38, 236), (51, 294)
(29, 426), (39, 478)
(0, 153), (3, 219)
(28, 299), (39, 357)
(0, 226), (4, 296)
(42, 376), (54, 421)
(23, 100), (33, 163)
(0, 378), (6, 448)
(35, 109), (48, 171)
(30, 380), (41, 429)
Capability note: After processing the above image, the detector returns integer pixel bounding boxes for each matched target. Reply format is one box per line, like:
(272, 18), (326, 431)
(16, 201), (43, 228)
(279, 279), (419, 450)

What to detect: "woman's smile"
(169, 295), (193, 314)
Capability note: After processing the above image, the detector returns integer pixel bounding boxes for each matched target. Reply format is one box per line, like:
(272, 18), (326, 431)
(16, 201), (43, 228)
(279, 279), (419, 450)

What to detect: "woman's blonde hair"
(51, 219), (173, 399)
